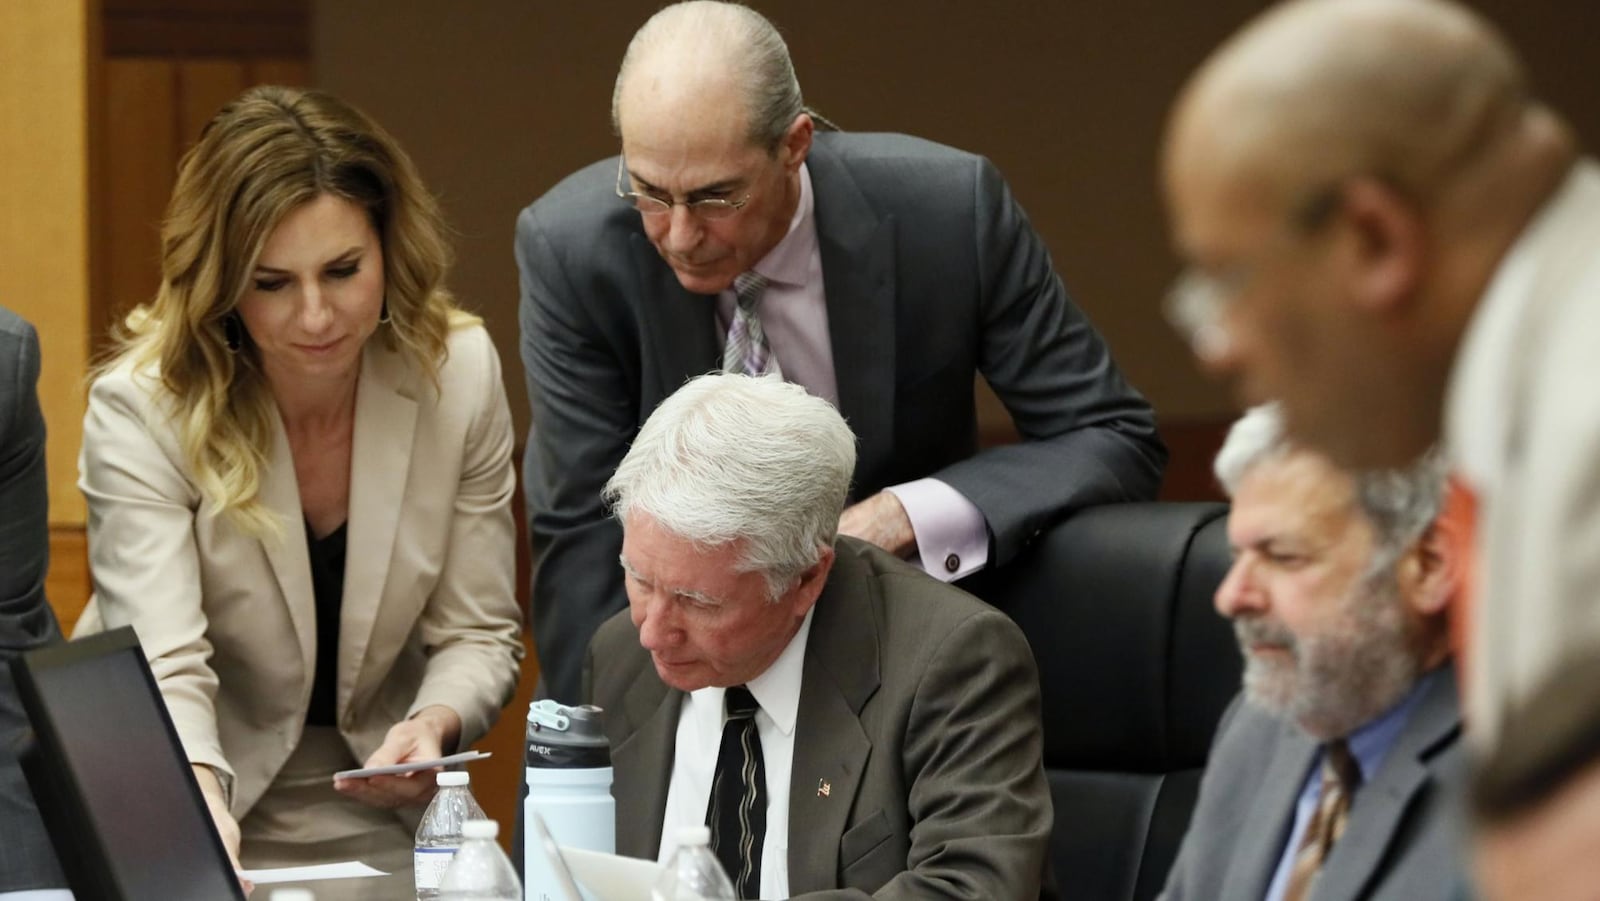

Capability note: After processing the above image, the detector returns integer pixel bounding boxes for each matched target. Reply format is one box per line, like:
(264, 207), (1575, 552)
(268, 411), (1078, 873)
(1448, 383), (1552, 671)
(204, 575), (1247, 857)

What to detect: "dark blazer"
(519, 131), (1166, 700)
(585, 537), (1053, 900)
(1161, 665), (1466, 901)
(0, 306), (67, 890)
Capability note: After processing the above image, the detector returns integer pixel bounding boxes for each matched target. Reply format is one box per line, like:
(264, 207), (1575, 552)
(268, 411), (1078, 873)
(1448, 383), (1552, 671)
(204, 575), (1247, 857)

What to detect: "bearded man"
(1161, 405), (1465, 901)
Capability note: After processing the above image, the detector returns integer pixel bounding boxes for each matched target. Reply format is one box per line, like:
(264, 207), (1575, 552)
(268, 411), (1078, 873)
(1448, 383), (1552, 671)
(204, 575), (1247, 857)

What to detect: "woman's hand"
(333, 705), (464, 809)
(193, 764), (253, 895)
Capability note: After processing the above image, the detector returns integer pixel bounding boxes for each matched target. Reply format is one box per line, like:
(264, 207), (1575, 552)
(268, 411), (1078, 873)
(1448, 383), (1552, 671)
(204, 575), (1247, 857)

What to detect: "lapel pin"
(817, 778), (831, 798)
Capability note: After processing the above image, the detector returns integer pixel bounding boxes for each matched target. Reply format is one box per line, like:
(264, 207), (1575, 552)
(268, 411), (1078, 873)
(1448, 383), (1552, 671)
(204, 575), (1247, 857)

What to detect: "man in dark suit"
(0, 305), (67, 892)
(585, 373), (1051, 899)
(518, 0), (1164, 702)
(1162, 405), (1464, 901)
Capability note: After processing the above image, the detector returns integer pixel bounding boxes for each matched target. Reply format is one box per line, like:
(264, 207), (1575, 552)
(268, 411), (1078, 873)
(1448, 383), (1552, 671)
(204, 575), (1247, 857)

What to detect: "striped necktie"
(706, 685), (766, 899)
(723, 271), (782, 378)
(1283, 739), (1362, 901)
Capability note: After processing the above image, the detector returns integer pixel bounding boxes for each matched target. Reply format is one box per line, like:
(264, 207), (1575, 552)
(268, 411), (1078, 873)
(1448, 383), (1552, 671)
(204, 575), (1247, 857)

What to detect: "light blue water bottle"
(523, 701), (614, 901)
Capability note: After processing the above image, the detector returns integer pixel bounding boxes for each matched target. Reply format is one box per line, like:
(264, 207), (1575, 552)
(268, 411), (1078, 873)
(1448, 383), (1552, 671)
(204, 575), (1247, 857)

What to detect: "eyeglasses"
(1162, 181), (1349, 363)
(614, 156), (753, 220)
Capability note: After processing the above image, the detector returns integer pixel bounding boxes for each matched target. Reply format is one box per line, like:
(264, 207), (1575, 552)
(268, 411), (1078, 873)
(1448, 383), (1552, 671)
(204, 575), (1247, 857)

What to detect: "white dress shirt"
(658, 609), (814, 899)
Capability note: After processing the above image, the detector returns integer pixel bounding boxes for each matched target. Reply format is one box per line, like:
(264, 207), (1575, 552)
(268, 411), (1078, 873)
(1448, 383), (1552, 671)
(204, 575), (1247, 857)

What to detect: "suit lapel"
(630, 232), (720, 407)
(1221, 720), (1318, 900)
(808, 141), (897, 490)
(612, 670), (680, 859)
(338, 341), (419, 718)
(258, 411), (316, 681)
(1317, 665), (1462, 900)
(787, 542), (881, 894)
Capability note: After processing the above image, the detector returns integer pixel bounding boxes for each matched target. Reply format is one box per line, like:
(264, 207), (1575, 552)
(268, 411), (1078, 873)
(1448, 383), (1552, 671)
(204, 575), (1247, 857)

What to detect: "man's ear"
(780, 112), (814, 172)
(1402, 523), (1460, 619)
(786, 544), (834, 618)
(1340, 176), (1428, 316)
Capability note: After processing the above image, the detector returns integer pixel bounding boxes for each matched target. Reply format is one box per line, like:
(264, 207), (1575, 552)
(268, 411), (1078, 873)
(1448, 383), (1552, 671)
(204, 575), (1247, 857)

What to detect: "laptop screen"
(11, 626), (245, 901)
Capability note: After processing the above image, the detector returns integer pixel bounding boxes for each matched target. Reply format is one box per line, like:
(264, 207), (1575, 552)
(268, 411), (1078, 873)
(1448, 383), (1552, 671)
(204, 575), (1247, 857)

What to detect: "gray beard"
(1234, 568), (1425, 740)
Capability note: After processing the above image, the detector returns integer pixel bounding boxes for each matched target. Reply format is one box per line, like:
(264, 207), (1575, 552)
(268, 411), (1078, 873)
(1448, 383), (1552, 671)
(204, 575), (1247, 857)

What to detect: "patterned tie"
(723, 272), (782, 378)
(1283, 739), (1362, 901)
(705, 685), (766, 899)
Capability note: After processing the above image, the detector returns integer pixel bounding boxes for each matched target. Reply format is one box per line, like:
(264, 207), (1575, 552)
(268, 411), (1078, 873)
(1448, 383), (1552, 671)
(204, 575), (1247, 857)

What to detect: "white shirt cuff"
(884, 478), (990, 582)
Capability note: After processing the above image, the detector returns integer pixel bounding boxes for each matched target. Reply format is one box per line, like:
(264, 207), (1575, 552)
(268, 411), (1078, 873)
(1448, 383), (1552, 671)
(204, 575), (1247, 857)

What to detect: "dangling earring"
(223, 313), (243, 352)
(379, 298), (392, 324)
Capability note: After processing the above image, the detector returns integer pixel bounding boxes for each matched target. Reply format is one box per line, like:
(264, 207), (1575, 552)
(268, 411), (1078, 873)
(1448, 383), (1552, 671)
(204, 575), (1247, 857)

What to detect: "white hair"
(603, 373), (856, 599)
(1215, 403), (1448, 563)
(611, 0), (805, 150)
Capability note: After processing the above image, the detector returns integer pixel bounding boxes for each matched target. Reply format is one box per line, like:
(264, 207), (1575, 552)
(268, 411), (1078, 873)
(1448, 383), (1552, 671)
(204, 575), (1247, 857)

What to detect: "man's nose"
(661, 204), (703, 255)
(634, 593), (681, 651)
(1214, 555), (1266, 619)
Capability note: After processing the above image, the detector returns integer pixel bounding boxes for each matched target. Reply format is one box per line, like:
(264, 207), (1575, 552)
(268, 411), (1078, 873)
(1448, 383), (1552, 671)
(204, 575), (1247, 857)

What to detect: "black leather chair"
(974, 502), (1242, 901)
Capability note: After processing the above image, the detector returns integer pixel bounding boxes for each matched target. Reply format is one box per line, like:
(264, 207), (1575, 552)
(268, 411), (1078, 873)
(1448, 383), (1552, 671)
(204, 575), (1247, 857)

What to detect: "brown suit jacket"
(586, 537), (1052, 900)
(76, 324), (524, 818)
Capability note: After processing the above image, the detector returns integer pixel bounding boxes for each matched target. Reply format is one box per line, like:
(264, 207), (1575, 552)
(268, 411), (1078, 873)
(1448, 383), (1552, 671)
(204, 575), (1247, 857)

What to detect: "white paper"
(332, 749), (492, 780)
(559, 845), (663, 900)
(241, 861), (388, 884)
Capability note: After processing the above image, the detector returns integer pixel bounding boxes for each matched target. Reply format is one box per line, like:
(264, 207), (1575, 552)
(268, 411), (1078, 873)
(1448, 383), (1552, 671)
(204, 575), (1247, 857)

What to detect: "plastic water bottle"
(439, 819), (522, 901)
(650, 825), (737, 901)
(524, 701), (614, 901)
(415, 771), (488, 899)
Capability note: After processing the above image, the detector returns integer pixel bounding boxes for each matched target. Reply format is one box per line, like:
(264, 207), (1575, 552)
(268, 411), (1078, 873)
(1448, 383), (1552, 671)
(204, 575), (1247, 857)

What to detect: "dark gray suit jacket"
(519, 131), (1166, 700)
(585, 537), (1053, 900)
(0, 306), (66, 890)
(1161, 666), (1466, 901)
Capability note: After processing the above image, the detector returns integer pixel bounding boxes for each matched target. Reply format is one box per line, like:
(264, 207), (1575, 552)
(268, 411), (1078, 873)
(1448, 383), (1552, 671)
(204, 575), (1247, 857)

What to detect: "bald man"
(1161, 0), (1600, 744)
(517, 0), (1164, 702)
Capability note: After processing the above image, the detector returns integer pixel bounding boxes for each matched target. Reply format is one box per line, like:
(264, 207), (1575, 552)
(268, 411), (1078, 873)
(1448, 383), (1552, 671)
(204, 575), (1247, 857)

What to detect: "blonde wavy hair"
(99, 85), (473, 536)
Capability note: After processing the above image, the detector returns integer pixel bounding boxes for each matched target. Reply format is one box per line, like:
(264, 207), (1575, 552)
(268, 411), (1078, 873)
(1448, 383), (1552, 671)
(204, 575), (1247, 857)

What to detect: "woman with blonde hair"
(77, 85), (523, 895)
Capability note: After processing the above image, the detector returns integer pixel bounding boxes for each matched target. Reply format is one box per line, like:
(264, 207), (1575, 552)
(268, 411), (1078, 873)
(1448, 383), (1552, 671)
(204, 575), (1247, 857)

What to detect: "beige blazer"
(76, 323), (524, 818)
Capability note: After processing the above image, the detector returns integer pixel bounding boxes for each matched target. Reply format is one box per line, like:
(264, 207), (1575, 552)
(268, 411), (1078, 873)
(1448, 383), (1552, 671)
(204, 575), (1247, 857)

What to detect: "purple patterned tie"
(723, 272), (782, 378)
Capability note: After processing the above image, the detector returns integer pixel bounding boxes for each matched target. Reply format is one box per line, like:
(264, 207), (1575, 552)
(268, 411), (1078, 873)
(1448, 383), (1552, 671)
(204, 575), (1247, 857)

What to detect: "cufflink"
(944, 553), (960, 574)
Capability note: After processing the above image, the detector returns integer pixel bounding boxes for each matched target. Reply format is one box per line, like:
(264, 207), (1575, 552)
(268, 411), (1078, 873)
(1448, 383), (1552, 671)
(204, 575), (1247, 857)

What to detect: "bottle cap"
(437, 771), (470, 787)
(676, 824), (711, 846)
(528, 700), (609, 746)
(462, 818), (499, 840)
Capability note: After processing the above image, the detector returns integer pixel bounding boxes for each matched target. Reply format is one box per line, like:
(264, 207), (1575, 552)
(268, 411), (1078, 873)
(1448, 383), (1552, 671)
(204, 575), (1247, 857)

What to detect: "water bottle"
(416, 770), (489, 899)
(439, 819), (521, 901)
(524, 700), (614, 901)
(650, 825), (737, 901)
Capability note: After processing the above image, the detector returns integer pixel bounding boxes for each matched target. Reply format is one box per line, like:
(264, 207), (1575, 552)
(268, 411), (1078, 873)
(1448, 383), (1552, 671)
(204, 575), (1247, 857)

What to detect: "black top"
(304, 519), (347, 727)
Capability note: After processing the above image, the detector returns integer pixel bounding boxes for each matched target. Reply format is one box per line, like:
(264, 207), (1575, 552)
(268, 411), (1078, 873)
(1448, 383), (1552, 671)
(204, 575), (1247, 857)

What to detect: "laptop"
(10, 627), (246, 901)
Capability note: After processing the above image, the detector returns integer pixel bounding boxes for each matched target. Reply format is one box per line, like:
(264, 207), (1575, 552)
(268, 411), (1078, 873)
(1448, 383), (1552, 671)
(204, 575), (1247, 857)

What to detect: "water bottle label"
(413, 845), (457, 890)
(525, 738), (611, 769)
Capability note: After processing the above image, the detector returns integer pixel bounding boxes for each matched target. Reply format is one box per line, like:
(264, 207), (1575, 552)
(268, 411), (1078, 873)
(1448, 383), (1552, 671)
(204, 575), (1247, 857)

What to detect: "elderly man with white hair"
(584, 373), (1053, 900)
(1162, 406), (1465, 901)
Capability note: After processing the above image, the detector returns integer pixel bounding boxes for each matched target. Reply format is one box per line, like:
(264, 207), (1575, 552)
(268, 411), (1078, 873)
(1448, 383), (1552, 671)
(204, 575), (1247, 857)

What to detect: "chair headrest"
(979, 502), (1241, 772)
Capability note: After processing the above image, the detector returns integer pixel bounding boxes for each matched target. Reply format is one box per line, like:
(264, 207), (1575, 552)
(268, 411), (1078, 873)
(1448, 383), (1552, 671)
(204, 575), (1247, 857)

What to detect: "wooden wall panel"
(247, 59), (310, 89)
(103, 0), (309, 58)
(100, 58), (177, 341)
(47, 529), (92, 635)
(1, 0), (93, 526)
(177, 60), (247, 146)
